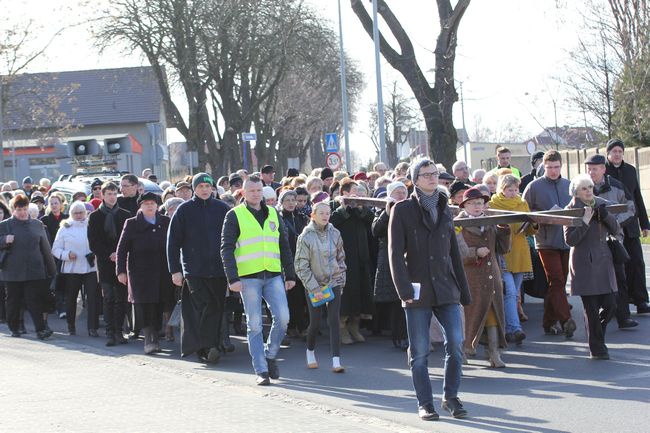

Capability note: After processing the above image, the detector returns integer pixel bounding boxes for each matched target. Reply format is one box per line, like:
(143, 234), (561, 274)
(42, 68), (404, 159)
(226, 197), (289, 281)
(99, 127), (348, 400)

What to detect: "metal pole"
(337, 0), (351, 171)
(372, 0), (387, 164)
(459, 81), (468, 165)
(0, 80), (5, 182)
(553, 99), (559, 150)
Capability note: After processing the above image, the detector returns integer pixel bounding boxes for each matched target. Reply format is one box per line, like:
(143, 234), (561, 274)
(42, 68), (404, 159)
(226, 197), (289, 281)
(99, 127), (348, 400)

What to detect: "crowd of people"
(0, 138), (648, 421)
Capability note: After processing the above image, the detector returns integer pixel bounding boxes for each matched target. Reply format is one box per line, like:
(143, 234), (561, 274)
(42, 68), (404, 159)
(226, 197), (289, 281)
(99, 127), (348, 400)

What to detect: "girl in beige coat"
(295, 201), (347, 372)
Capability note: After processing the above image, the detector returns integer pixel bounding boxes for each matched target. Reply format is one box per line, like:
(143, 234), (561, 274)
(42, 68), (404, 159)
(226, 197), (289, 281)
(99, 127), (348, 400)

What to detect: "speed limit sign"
(326, 152), (342, 170)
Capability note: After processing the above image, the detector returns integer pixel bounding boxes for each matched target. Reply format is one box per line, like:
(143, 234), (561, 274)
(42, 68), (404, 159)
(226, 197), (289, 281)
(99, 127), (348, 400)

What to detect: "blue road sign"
(242, 133), (257, 141)
(325, 133), (338, 152)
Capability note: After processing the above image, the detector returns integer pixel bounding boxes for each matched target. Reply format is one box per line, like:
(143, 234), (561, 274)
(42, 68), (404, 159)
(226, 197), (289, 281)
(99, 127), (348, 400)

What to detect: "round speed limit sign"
(326, 152), (342, 170)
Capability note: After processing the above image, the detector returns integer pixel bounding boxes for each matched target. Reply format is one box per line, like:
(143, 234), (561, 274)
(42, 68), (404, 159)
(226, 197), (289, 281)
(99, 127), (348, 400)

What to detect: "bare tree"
(351, 0), (471, 168)
(369, 81), (421, 167)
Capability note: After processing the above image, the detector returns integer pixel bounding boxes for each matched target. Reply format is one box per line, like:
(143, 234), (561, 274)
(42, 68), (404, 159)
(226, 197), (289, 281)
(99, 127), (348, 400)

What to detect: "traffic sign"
(326, 152), (342, 170)
(325, 133), (338, 152)
(242, 133), (257, 141)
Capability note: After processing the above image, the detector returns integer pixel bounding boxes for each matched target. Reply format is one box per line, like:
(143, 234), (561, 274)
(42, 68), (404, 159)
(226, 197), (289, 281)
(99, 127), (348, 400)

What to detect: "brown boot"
(487, 326), (506, 368)
(347, 316), (365, 343)
(340, 316), (353, 345)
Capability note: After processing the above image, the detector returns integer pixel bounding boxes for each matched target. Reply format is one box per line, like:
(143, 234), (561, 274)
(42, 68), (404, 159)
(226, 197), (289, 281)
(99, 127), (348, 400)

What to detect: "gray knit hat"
(409, 158), (436, 182)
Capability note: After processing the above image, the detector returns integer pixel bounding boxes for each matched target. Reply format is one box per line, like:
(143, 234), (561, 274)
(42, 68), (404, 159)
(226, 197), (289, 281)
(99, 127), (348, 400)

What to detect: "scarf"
(99, 202), (120, 240)
(416, 187), (440, 224)
(489, 192), (525, 211)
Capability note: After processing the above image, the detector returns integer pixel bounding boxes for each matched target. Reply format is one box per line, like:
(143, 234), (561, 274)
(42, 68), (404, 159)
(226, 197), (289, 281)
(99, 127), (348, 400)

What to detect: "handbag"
(607, 235), (630, 264)
(308, 228), (336, 307)
(167, 300), (182, 328)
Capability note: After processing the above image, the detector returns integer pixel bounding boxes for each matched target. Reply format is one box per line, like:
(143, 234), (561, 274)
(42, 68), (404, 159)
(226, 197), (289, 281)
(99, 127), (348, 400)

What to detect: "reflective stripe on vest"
(233, 204), (281, 276)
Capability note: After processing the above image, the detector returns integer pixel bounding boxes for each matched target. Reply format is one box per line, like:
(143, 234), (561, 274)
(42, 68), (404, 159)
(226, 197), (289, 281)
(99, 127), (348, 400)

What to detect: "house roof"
(527, 126), (604, 149)
(3, 66), (163, 131)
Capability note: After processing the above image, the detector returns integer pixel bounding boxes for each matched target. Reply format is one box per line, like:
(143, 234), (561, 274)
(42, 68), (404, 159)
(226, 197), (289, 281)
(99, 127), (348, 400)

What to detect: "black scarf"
(416, 187), (440, 224)
(99, 202), (120, 240)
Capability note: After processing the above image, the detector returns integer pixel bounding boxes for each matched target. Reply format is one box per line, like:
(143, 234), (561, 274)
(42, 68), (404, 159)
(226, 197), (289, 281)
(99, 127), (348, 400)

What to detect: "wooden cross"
(340, 196), (629, 228)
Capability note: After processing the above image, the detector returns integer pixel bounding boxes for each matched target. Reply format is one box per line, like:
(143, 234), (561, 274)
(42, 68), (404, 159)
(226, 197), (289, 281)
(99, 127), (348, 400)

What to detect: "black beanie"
(320, 167), (334, 180)
(530, 151), (545, 167)
(606, 138), (624, 153)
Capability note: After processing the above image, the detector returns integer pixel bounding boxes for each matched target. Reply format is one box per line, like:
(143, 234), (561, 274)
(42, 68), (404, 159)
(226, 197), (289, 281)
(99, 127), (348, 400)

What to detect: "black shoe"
(636, 303), (650, 314)
(256, 372), (271, 386)
(88, 329), (99, 337)
(115, 333), (128, 344)
(590, 353), (610, 360)
(19, 326), (27, 334)
(618, 318), (639, 329)
(266, 358), (280, 380)
(10, 331), (21, 338)
(563, 319), (576, 339)
(417, 403), (439, 421)
(36, 329), (53, 340)
(106, 336), (116, 347)
(128, 331), (141, 340)
(442, 398), (468, 419)
(68, 326), (76, 336)
(207, 347), (221, 363)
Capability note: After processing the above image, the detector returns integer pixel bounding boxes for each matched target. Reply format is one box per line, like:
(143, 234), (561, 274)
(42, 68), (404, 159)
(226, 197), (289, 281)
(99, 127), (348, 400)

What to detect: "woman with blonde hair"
(489, 174), (537, 344)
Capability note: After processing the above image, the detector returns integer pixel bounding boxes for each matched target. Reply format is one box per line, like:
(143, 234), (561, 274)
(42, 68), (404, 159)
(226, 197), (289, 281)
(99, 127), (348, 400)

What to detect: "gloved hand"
(597, 203), (609, 221)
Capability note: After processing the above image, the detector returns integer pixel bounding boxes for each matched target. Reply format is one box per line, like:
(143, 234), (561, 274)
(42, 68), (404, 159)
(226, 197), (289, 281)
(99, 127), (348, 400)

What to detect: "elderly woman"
(41, 192), (69, 318)
(52, 201), (100, 336)
(489, 175), (537, 344)
(278, 190), (309, 338)
(116, 192), (173, 354)
(0, 194), (57, 339)
(372, 181), (409, 350)
(564, 174), (620, 360)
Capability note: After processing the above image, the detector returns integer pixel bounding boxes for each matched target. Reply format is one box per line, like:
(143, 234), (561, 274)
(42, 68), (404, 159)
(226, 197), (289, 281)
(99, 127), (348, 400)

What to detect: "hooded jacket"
(52, 219), (96, 274)
(294, 221), (346, 292)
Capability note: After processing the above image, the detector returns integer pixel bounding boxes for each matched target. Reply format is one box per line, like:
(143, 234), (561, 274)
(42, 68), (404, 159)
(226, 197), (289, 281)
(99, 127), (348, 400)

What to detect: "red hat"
(459, 187), (489, 208)
(353, 172), (368, 181)
(89, 198), (102, 210)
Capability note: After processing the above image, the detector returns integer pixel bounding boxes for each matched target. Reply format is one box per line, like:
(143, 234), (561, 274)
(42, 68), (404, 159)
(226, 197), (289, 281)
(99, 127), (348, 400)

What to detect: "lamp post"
(372, 0), (387, 164)
(337, 0), (351, 171)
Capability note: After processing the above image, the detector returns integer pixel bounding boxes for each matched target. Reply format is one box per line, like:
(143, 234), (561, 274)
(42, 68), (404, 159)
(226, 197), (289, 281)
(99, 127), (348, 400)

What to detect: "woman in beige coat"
(295, 201), (347, 372)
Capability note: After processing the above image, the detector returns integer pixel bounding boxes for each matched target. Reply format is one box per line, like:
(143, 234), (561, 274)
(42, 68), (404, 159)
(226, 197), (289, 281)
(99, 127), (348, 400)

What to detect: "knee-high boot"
(487, 326), (506, 368)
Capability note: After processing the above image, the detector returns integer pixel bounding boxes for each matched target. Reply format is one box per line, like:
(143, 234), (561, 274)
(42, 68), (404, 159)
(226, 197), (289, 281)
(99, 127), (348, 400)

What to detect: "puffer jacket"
(52, 219), (96, 274)
(294, 221), (346, 293)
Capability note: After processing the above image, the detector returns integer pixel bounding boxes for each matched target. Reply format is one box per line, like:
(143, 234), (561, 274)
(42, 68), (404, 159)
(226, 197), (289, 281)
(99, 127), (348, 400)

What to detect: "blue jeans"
(404, 304), (464, 406)
(240, 275), (290, 374)
(502, 271), (524, 333)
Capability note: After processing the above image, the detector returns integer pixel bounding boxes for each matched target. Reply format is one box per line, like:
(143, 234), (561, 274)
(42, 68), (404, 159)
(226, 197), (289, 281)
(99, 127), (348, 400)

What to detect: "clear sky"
(4, 0), (587, 166)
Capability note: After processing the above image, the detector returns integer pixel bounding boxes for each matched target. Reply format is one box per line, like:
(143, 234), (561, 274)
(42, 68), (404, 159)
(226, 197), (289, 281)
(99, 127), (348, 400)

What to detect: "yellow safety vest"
(233, 204), (281, 277)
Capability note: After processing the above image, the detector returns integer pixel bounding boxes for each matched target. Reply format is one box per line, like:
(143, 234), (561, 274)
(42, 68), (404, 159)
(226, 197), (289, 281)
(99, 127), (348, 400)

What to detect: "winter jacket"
(280, 209), (309, 255)
(522, 175), (571, 250)
(489, 193), (537, 273)
(87, 204), (132, 284)
(117, 194), (140, 215)
(167, 195), (230, 278)
(221, 202), (296, 283)
(564, 196), (619, 297)
(388, 191), (471, 309)
(294, 221), (346, 293)
(0, 217), (56, 282)
(40, 212), (68, 245)
(52, 219), (96, 274)
(593, 175), (635, 242)
(372, 207), (399, 303)
(606, 160), (649, 237)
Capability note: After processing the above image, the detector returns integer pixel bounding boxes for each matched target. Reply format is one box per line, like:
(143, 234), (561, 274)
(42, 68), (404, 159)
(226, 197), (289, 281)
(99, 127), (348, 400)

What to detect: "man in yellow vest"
(221, 175), (296, 386)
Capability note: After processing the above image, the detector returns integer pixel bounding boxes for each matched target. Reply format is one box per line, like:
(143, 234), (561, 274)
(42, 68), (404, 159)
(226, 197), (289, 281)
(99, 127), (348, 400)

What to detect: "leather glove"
(597, 204), (608, 221)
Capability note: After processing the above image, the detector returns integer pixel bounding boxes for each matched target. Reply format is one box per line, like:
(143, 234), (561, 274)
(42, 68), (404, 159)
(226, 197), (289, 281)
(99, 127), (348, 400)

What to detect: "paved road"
(2, 249), (650, 433)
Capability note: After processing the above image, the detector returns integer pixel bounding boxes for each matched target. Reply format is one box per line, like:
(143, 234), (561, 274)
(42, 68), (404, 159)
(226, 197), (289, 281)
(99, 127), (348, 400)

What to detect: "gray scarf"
(99, 202), (119, 240)
(416, 187), (440, 224)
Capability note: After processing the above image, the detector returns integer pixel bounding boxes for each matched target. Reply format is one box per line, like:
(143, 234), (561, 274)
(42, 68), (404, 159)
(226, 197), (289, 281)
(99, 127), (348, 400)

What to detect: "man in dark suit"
(88, 181), (132, 346)
(605, 139), (650, 314)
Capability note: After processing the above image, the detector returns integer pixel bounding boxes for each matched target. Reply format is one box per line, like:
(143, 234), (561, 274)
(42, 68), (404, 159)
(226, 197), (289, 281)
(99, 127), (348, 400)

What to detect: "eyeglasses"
(93, 187), (102, 191)
(418, 172), (439, 179)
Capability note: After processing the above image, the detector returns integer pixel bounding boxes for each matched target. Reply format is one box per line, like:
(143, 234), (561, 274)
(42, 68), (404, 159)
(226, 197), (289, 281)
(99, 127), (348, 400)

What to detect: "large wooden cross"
(340, 197), (628, 228)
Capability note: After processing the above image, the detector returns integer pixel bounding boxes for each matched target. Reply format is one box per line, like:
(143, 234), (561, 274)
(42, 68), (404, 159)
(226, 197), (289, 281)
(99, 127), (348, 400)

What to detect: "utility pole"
(337, 0), (351, 171)
(372, 0), (387, 164)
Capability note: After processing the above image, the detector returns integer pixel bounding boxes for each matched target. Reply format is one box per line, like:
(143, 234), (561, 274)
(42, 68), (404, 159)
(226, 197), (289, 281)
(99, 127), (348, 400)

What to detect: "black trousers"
(581, 293), (616, 357)
(614, 263), (631, 323)
(373, 301), (407, 340)
(101, 282), (128, 336)
(65, 273), (101, 331)
(6, 280), (47, 333)
(287, 280), (308, 332)
(0, 283), (6, 321)
(623, 236), (649, 305)
(185, 276), (227, 353)
(306, 286), (342, 357)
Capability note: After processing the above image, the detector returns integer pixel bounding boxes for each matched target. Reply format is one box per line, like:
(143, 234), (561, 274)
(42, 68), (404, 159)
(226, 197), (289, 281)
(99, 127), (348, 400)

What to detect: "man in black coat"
(605, 139), (650, 314)
(519, 151), (545, 193)
(389, 158), (471, 421)
(88, 181), (132, 346)
(167, 172), (231, 363)
(117, 174), (140, 215)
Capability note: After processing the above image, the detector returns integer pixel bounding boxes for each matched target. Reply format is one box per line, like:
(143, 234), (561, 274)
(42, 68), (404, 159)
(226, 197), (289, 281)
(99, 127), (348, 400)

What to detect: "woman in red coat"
(116, 192), (173, 354)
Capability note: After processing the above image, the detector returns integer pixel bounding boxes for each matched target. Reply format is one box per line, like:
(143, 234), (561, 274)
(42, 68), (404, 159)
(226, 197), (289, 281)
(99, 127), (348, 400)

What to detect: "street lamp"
(371, 0), (387, 165)
(337, 0), (351, 171)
